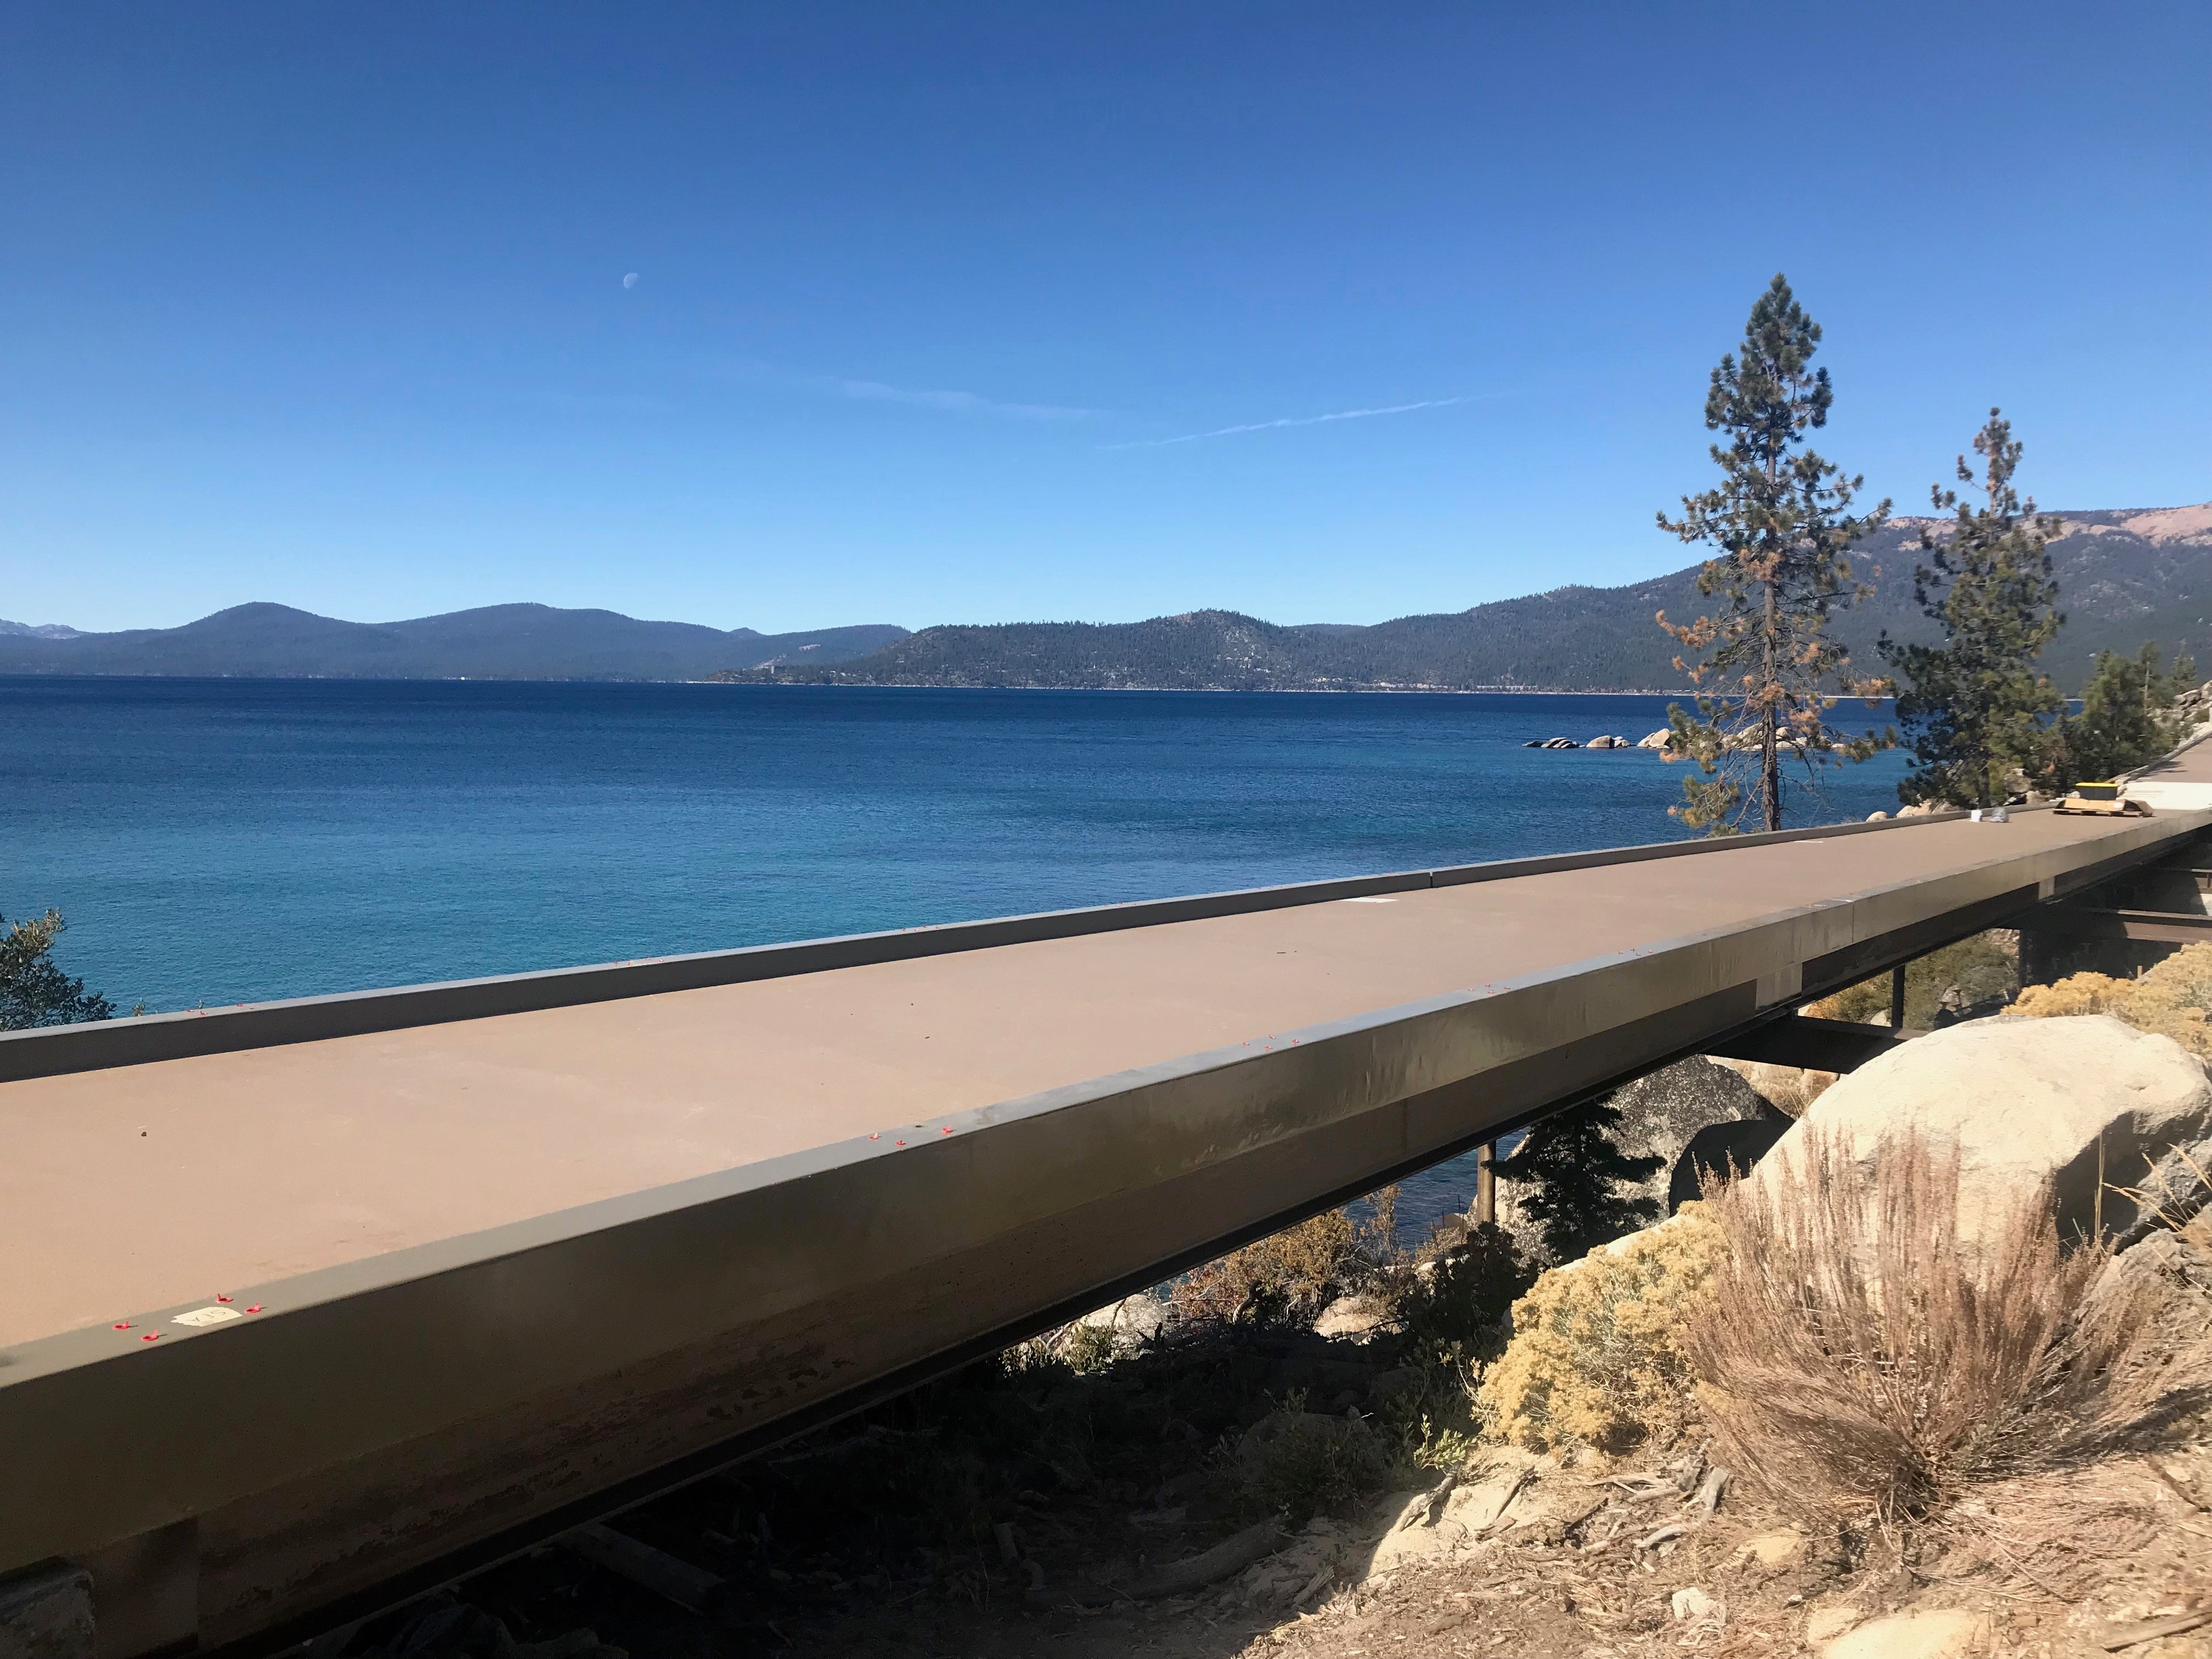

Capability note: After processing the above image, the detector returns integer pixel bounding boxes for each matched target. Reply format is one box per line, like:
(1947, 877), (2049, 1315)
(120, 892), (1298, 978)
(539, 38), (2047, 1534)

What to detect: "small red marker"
(895, 1139), (905, 1147)
(142, 1332), (160, 1342)
(216, 1294), (233, 1304)
(114, 1322), (131, 1331)
(244, 1305), (262, 1314)
(870, 1132), (880, 1140)
(941, 1126), (952, 1135)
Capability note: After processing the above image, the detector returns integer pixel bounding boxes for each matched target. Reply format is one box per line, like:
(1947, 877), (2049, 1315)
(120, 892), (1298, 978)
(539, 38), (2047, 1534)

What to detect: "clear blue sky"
(3, 3), (2205, 635)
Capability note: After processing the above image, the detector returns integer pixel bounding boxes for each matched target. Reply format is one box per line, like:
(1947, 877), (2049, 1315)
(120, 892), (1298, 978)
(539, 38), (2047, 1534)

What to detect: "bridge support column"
(1472, 1143), (1495, 1227)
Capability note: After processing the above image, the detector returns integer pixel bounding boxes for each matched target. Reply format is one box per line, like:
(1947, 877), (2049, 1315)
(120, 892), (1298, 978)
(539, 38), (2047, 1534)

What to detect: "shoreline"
(0, 672), (1708, 696)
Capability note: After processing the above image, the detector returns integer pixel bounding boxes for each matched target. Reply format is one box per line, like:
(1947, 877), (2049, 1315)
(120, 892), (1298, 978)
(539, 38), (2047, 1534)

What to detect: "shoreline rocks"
(1518, 734), (1641, 749)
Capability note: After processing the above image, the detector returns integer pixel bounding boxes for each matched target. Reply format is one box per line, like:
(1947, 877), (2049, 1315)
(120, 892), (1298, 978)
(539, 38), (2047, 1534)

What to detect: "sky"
(2, 3), (2207, 635)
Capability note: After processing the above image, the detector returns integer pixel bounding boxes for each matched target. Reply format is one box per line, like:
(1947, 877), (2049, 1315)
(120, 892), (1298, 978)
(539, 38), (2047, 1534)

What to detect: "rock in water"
(1762, 1015), (2212, 1242)
(1637, 729), (1673, 750)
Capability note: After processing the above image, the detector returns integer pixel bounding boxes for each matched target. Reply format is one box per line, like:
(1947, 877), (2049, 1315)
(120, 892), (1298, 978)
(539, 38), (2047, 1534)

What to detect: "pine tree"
(1492, 1098), (1662, 1261)
(2039, 643), (2200, 790)
(1880, 410), (2064, 809)
(1, 910), (117, 1030)
(1656, 275), (1892, 833)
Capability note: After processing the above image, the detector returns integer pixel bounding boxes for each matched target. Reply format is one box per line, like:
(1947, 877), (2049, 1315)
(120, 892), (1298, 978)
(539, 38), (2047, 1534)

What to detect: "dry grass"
(1167, 1188), (1403, 1326)
(1687, 1129), (2196, 1530)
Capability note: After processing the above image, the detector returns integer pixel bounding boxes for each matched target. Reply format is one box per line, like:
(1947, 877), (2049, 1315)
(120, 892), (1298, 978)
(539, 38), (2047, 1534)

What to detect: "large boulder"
(1492, 1058), (1788, 1263)
(1706, 1054), (1838, 1118)
(2114, 1134), (2212, 1246)
(2081, 1223), (2212, 1355)
(1763, 1015), (2212, 1241)
(1607, 1058), (1791, 1214)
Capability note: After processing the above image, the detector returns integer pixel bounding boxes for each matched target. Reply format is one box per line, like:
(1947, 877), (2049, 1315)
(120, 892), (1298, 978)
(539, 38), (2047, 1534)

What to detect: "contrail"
(1108, 395), (1483, 448)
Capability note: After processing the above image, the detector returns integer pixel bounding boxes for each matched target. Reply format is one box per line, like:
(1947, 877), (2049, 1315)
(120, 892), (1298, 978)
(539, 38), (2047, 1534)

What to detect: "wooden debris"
(2100, 1607), (2212, 1651)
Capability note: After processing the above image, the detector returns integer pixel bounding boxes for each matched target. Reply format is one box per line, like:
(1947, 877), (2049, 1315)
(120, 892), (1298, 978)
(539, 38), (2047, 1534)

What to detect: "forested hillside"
(727, 506), (2210, 693)
(8, 506), (2200, 690)
(0, 603), (908, 681)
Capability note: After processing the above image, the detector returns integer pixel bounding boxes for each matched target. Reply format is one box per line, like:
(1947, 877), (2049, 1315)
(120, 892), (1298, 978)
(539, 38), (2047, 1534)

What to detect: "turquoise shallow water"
(5, 676), (1908, 1235)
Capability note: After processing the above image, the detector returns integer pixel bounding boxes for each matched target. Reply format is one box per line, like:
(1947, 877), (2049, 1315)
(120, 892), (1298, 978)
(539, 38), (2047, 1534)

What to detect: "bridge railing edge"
(0, 800), (2176, 1084)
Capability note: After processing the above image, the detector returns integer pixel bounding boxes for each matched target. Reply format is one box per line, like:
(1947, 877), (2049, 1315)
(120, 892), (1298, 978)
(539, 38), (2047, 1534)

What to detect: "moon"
(622, 272), (640, 289)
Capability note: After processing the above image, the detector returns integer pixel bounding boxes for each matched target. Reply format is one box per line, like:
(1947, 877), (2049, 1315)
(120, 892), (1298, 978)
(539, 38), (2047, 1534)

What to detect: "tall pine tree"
(1880, 410), (2063, 809)
(1657, 275), (1892, 833)
(2040, 643), (2199, 790)
(1492, 1098), (1662, 1262)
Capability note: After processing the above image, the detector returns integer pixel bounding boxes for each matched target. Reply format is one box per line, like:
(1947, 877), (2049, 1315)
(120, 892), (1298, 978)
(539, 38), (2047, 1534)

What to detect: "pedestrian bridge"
(4, 776), (2210, 1655)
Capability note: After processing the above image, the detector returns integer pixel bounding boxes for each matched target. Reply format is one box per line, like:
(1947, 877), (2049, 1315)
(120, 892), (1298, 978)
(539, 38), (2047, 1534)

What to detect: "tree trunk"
(1760, 574), (1781, 832)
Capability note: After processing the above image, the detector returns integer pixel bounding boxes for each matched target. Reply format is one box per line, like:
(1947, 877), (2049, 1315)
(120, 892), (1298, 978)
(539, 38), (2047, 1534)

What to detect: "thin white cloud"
(1108, 395), (1484, 448)
(823, 376), (1095, 422)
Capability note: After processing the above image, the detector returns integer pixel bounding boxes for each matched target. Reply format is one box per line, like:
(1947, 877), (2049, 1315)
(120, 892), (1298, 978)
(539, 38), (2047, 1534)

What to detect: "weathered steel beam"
(2028, 905), (2212, 945)
(1703, 1014), (1918, 1074)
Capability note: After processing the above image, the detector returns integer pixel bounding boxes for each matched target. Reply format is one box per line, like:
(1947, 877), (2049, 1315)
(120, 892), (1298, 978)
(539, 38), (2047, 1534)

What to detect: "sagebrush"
(1478, 1203), (1725, 1453)
(2008, 941), (2212, 1058)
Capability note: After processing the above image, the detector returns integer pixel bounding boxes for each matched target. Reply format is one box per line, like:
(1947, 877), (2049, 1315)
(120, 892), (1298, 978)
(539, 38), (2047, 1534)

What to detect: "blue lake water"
(5, 676), (1909, 1237)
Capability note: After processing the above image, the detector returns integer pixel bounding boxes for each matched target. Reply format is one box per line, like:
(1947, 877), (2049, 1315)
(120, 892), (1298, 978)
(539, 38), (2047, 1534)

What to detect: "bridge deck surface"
(2125, 725), (2212, 809)
(0, 806), (2174, 1351)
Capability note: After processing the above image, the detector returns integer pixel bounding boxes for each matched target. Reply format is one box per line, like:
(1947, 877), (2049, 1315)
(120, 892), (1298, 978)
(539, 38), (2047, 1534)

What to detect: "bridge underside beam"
(2028, 904), (2212, 945)
(1702, 1013), (1917, 1073)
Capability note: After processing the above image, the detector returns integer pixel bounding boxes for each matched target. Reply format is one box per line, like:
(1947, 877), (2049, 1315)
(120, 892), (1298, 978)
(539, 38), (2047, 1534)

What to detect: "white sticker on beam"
(171, 1306), (242, 1328)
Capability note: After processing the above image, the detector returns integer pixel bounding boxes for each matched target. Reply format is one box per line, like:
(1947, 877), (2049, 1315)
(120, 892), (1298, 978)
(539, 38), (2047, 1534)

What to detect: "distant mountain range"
(0, 603), (908, 681)
(5, 504), (2204, 691)
(721, 505), (2212, 695)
